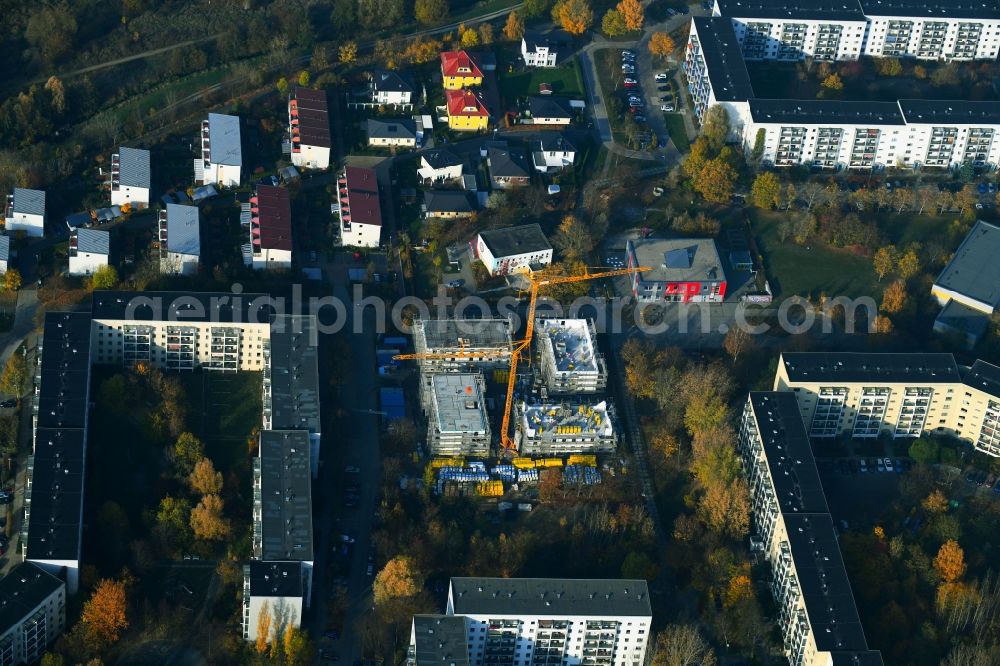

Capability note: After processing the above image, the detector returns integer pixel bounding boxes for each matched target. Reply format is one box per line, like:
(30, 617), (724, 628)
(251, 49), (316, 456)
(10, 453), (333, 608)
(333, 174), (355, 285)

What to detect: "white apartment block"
(475, 224), (553, 276)
(68, 228), (110, 276)
(424, 373), (490, 457)
(714, 0), (1000, 61)
(335, 166), (382, 248)
(522, 31), (561, 67)
(747, 99), (1000, 170)
(242, 561), (304, 642)
(245, 185), (293, 270)
(4, 188), (45, 237)
(158, 204), (200, 276)
(371, 69), (416, 106)
(774, 352), (1000, 456)
(684, 17), (753, 133)
(516, 400), (617, 456)
(534, 318), (607, 394)
(445, 577), (653, 666)
(289, 87), (331, 170)
(109, 146), (150, 208)
(0, 563), (67, 666)
(196, 113), (242, 187)
(738, 393), (883, 666)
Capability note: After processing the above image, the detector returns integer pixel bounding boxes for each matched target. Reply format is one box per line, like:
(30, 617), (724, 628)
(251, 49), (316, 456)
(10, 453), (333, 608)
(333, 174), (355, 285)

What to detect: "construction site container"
(567, 454), (598, 467)
(430, 457), (465, 469)
(512, 457), (535, 469)
(476, 480), (504, 497)
(535, 458), (563, 468)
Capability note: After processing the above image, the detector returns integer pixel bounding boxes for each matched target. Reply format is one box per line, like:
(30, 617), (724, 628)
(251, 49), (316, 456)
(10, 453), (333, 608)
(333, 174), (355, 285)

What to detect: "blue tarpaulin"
(380, 387), (405, 421)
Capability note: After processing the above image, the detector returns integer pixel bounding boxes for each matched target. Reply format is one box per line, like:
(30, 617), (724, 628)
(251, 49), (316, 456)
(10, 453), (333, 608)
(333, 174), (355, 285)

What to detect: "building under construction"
(413, 317), (513, 372)
(516, 400), (617, 455)
(425, 373), (491, 456)
(533, 318), (607, 395)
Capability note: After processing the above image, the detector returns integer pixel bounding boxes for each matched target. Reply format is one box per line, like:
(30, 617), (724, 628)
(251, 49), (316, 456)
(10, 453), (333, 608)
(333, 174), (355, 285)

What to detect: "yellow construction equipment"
(394, 265), (651, 452)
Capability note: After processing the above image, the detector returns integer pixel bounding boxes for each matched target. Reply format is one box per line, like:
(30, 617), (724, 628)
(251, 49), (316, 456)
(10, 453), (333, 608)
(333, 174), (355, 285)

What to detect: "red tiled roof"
(440, 50), (483, 79)
(343, 166), (382, 227)
(446, 89), (490, 118)
(254, 185), (292, 250)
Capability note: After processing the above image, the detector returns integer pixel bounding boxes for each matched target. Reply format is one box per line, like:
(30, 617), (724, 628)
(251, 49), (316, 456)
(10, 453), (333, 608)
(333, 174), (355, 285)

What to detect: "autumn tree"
(503, 10), (525, 40)
(552, 214), (594, 261)
(922, 490), (949, 514)
(373, 556), (424, 604)
(89, 265), (118, 291)
(648, 32), (675, 60)
(255, 601), (271, 654)
(653, 624), (716, 666)
(897, 247), (921, 280)
(283, 625), (312, 665)
(723, 326), (753, 362)
(872, 245), (897, 282)
(276, 77), (289, 96)
(173, 432), (204, 476)
(190, 494), (230, 540)
(934, 539), (966, 584)
(339, 41), (358, 64)
(189, 458), (224, 495)
(415, 0), (449, 24)
(880, 279), (907, 314)
(298, 70), (310, 87)
(820, 73), (844, 91)
(479, 22), (494, 44)
(875, 57), (902, 76)
(461, 26), (480, 47)
(552, 0), (593, 36)
(602, 9), (627, 36)
(3, 269), (22, 292)
(617, 0), (643, 31)
(700, 104), (730, 150)
(693, 158), (737, 204)
(26, 4), (78, 64)
(81, 579), (128, 648)
(749, 172), (781, 209)
(0, 352), (28, 397)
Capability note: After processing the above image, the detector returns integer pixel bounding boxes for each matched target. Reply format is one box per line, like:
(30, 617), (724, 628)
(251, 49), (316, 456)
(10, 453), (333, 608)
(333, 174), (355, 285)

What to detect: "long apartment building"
(684, 17), (755, 136)
(443, 577), (653, 666)
(288, 87), (331, 170)
(738, 392), (883, 666)
(244, 185), (293, 270)
(109, 146), (150, 208)
(0, 562), (67, 666)
(516, 400), (617, 456)
(714, 0), (1000, 61)
(424, 373), (490, 456)
(408, 615), (470, 666)
(196, 112), (242, 187)
(158, 204), (201, 276)
(335, 166), (382, 248)
(244, 430), (313, 641)
(533, 318), (607, 395)
(774, 352), (1000, 456)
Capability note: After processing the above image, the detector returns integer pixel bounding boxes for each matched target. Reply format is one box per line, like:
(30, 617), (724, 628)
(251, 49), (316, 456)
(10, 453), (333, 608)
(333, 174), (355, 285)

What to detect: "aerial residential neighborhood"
(2, 0), (1000, 664)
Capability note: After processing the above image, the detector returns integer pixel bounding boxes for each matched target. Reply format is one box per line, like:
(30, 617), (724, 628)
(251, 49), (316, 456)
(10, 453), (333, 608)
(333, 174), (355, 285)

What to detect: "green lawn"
(750, 210), (880, 299)
(499, 60), (585, 101)
(662, 113), (690, 153)
(184, 371), (262, 474)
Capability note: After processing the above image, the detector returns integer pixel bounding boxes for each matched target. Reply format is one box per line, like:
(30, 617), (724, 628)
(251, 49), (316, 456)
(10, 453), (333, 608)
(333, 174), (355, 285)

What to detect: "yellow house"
(446, 89), (490, 131)
(441, 50), (484, 90)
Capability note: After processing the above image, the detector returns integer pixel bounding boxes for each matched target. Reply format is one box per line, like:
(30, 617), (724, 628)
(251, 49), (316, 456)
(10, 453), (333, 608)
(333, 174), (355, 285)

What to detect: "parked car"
(627, 95), (642, 103)
(344, 465), (360, 473)
(661, 104), (675, 112)
(632, 115), (647, 123)
(622, 66), (636, 74)
(883, 458), (893, 472)
(366, 563), (374, 576)
(0, 399), (16, 409)
(623, 77), (638, 85)
(859, 458), (868, 472)
(624, 81), (639, 89)
(654, 73), (668, 82)
(446, 279), (465, 288)
(0, 491), (12, 505)
(339, 534), (355, 543)
(622, 49), (635, 57)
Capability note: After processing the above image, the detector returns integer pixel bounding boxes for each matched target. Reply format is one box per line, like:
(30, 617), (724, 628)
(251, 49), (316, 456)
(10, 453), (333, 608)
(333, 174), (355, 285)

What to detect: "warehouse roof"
(258, 430), (313, 562)
(450, 577), (652, 616)
(164, 204), (201, 257)
(779, 352), (962, 383)
(207, 113), (242, 166)
(747, 393), (830, 514)
(715, 0), (867, 20)
(411, 616), (470, 666)
(628, 238), (725, 284)
(269, 315), (321, 434)
(0, 563), (65, 631)
(74, 228), (110, 255)
(10, 188), (45, 216)
(478, 224), (552, 259)
(291, 87), (331, 149)
(247, 561), (303, 598)
(691, 17), (754, 102)
(116, 146), (151, 189)
(253, 185), (293, 251)
(749, 99), (905, 126)
(934, 220), (1000, 311)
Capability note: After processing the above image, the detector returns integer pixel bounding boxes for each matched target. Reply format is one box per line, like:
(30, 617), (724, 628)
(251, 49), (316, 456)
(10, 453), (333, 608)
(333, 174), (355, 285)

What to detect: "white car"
(622, 65), (635, 73)
(623, 78), (638, 85)
(661, 104), (675, 112)
(622, 50), (635, 57)
(654, 73), (668, 82)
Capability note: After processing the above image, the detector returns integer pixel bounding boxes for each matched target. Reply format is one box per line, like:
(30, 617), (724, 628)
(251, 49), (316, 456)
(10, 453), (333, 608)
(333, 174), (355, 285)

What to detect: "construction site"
(516, 400), (617, 456)
(424, 373), (491, 457)
(533, 318), (607, 395)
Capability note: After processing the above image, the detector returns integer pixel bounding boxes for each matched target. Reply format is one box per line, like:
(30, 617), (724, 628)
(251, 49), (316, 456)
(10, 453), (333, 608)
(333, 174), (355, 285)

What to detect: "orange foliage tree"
(189, 458), (224, 495)
(616, 0), (643, 30)
(934, 539), (966, 584)
(552, 0), (593, 36)
(190, 494), (230, 540)
(648, 32), (676, 59)
(373, 556), (424, 604)
(81, 579), (128, 647)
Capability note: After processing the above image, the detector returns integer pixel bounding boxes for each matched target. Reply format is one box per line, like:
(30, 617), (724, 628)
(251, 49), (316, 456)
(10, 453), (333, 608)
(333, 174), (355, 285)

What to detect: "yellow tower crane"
(395, 265), (651, 452)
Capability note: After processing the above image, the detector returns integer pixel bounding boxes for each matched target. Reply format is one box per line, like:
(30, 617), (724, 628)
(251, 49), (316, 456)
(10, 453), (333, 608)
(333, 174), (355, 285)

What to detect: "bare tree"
(653, 624), (717, 666)
(800, 182), (825, 210)
(90, 112), (122, 148)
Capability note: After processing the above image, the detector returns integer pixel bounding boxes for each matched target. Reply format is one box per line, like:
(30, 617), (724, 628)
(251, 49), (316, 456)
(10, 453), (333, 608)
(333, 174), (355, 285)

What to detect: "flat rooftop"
(520, 400), (613, 439)
(36, 312), (92, 430)
(0, 563), (64, 630)
(536, 318), (598, 374)
(253, 185), (293, 251)
(415, 318), (513, 351)
(628, 238), (725, 283)
(430, 374), (488, 435)
(859, 0), (1000, 19)
(899, 100), (1000, 126)
(715, 0), (867, 20)
(934, 220), (1000, 311)
(780, 352), (963, 383)
(747, 393), (830, 514)
(963, 359), (1000, 400)
(247, 560), (303, 598)
(691, 17), (755, 102)
(27, 428), (86, 562)
(411, 616), (470, 666)
(783, 513), (874, 654)
(450, 577), (652, 617)
(749, 99), (906, 126)
(165, 204), (201, 257)
(478, 224), (551, 259)
(207, 113), (242, 166)
(92, 290), (272, 324)
(269, 315), (321, 434)
(116, 146), (151, 189)
(291, 87), (331, 149)
(258, 430), (313, 562)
